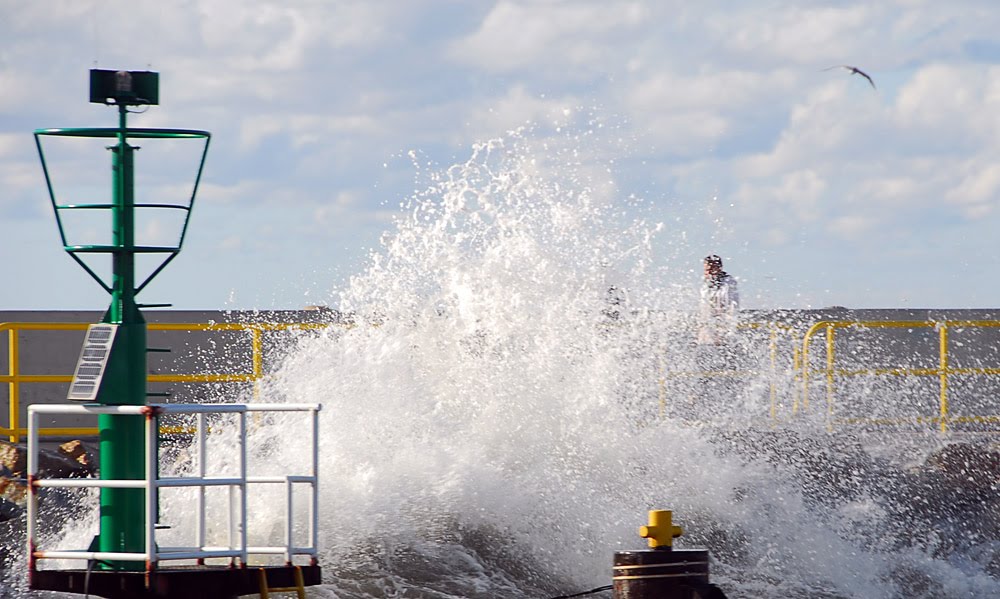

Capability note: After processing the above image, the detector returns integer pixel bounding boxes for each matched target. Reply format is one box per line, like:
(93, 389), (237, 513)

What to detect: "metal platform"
(31, 564), (321, 599)
(27, 403), (323, 599)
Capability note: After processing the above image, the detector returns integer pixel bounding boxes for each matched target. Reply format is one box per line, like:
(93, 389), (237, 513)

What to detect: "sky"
(2, 0), (999, 311)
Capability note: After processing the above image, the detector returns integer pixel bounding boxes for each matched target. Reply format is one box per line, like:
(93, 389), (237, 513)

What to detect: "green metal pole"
(97, 103), (147, 570)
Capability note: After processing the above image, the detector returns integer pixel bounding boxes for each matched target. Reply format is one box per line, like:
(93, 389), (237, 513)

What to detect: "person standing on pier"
(698, 255), (739, 345)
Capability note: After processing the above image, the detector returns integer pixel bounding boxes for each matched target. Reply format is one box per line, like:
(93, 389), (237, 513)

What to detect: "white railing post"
(311, 407), (319, 558)
(227, 485), (236, 565)
(26, 409), (38, 577)
(239, 411), (248, 566)
(196, 412), (207, 559)
(145, 409), (158, 566)
(285, 478), (294, 564)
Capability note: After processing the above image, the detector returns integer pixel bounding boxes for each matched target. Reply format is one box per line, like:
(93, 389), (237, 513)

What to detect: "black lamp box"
(90, 69), (159, 106)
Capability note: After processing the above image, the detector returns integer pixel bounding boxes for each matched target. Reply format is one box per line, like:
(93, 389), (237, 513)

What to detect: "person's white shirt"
(698, 264), (739, 344)
(700, 274), (739, 319)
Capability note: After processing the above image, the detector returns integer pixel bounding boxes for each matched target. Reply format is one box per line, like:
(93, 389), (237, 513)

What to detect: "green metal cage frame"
(33, 127), (211, 295)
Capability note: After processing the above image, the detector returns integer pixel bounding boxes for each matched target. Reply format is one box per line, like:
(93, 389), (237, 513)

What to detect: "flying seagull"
(824, 65), (876, 89)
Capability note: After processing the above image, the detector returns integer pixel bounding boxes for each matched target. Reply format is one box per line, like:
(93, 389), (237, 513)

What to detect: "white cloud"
(623, 68), (798, 154)
(0, 134), (27, 161)
(735, 82), (883, 177)
(219, 235), (243, 251)
(314, 190), (358, 225)
(827, 214), (876, 238)
(197, 4), (312, 71)
(719, 60), (1000, 245)
(287, 114), (386, 147)
(736, 169), (826, 224)
(238, 116), (286, 150)
(945, 160), (1000, 218)
(196, 180), (267, 205)
(713, 5), (875, 64)
(0, 69), (38, 113)
(857, 175), (923, 207)
(461, 85), (580, 140)
(894, 63), (1000, 145)
(448, 1), (646, 73)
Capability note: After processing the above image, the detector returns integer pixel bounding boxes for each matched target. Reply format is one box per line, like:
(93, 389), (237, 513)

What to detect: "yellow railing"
(1, 322), (331, 442)
(659, 322), (800, 422)
(800, 320), (1000, 432)
(11, 318), (1000, 438)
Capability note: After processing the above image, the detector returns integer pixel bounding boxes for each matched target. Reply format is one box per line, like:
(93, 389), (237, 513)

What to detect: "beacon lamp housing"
(89, 69), (159, 106)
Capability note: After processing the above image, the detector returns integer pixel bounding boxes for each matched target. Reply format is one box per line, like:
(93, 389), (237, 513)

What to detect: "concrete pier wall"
(0, 309), (340, 437)
(3, 308), (1000, 437)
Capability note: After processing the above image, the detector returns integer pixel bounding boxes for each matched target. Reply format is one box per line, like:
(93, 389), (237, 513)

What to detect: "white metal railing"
(27, 402), (320, 571)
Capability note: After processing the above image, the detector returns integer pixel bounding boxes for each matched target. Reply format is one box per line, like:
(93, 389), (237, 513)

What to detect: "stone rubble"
(0, 439), (96, 522)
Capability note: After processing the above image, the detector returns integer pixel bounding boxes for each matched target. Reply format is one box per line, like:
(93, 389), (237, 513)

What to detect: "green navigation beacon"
(34, 70), (210, 571)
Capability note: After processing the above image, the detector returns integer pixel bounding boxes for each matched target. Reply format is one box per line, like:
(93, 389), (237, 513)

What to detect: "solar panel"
(68, 324), (119, 401)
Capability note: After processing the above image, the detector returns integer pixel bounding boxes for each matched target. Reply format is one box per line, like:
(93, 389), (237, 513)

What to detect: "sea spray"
(245, 124), (917, 598)
(8, 120), (1000, 598)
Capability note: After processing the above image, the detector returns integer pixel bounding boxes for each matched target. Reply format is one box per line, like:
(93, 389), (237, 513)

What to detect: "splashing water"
(7, 121), (1000, 598)
(247, 124), (1000, 598)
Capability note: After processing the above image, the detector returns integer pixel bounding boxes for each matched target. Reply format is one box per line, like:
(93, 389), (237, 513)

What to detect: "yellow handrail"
(658, 321), (798, 423)
(13, 318), (1000, 438)
(800, 320), (1000, 432)
(1, 321), (331, 442)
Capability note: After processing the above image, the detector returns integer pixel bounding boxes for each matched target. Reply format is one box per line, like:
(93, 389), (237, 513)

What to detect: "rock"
(0, 477), (25, 505)
(0, 497), (22, 522)
(56, 440), (94, 471)
(0, 442), (25, 477)
(922, 442), (1000, 491)
(0, 440), (96, 479)
(0, 442), (28, 507)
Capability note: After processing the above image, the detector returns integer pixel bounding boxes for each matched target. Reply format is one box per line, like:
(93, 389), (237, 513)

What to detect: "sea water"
(7, 120), (1000, 598)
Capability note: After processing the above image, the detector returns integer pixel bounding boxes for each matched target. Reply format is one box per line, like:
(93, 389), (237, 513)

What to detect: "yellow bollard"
(638, 509), (683, 550)
(615, 509), (715, 598)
